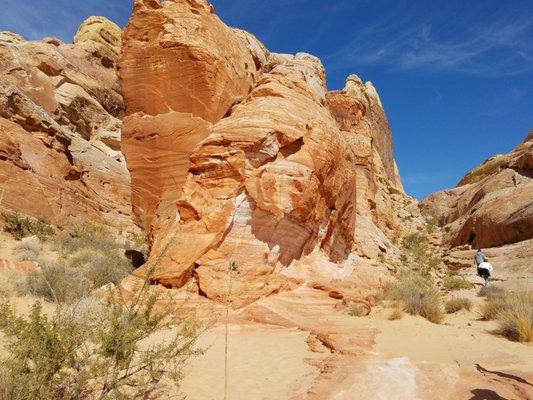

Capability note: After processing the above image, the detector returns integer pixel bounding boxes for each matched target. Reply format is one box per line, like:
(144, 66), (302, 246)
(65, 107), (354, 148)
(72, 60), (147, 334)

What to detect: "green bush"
(1, 212), (54, 241)
(385, 272), (444, 323)
(445, 297), (473, 313)
(443, 276), (474, 291)
(426, 217), (437, 234)
(402, 233), (427, 251)
(0, 285), (203, 399)
(401, 232), (441, 275)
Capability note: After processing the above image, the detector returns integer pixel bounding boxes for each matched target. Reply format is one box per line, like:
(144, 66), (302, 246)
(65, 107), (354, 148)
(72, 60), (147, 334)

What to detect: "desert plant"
(478, 285), (506, 299)
(1, 212), (54, 241)
(445, 297), (473, 313)
(20, 263), (89, 304)
(402, 233), (427, 251)
(0, 269), (24, 298)
(385, 271), (444, 323)
(496, 292), (533, 342)
(426, 217), (437, 234)
(443, 276), (474, 291)
(56, 223), (117, 255)
(14, 237), (41, 261)
(68, 248), (132, 288)
(400, 232), (441, 275)
(347, 303), (368, 317)
(388, 302), (404, 320)
(0, 286), (203, 399)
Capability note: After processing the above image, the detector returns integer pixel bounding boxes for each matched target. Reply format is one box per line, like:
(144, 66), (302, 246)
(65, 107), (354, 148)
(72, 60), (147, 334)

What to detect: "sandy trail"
(180, 324), (328, 400)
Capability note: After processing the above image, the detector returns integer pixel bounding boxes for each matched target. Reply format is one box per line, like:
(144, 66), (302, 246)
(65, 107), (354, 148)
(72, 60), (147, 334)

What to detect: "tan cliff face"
(0, 17), (134, 231)
(119, 0), (407, 305)
(420, 131), (532, 278)
(421, 131), (532, 249)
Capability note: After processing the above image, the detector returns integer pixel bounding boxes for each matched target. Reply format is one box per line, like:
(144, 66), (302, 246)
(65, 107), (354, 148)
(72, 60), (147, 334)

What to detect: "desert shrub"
(14, 237), (41, 261)
(443, 276), (474, 291)
(478, 286), (512, 321)
(385, 271), (444, 323)
(21, 264), (89, 304)
(426, 217), (437, 234)
(57, 223), (117, 255)
(0, 284), (203, 400)
(1, 212), (53, 241)
(401, 232), (441, 275)
(68, 248), (132, 288)
(479, 290), (533, 342)
(347, 303), (367, 317)
(480, 296), (509, 321)
(446, 269), (459, 277)
(0, 269), (24, 298)
(127, 231), (149, 258)
(445, 297), (473, 313)
(388, 302), (404, 320)
(402, 233), (427, 251)
(53, 223), (135, 290)
(478, 285), (506, 299)
(496, 292), (533, 342)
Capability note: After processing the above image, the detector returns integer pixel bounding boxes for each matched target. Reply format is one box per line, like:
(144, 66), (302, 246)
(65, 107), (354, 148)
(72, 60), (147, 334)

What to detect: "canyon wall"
(0, 17), (134, 231)
(421, 131), (532, 276)
(120, 0), (407, 305)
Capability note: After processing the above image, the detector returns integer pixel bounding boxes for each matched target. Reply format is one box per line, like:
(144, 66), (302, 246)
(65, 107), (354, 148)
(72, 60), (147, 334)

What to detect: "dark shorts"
(477, 267), (490, 278)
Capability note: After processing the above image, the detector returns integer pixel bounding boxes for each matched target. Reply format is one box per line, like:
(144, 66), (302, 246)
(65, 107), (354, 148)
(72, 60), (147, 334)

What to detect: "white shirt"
(478, 261), (493, 272)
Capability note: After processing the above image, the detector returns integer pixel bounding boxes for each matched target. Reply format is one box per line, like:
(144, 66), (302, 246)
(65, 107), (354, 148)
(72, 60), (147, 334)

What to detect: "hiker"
(474, 249), (487, 266)
(475, 249), (492, 286)
(477, 261), (493, 287)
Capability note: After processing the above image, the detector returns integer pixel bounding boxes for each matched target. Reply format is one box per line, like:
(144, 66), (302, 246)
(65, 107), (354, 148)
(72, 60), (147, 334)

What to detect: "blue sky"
(1, 0), (532, 199)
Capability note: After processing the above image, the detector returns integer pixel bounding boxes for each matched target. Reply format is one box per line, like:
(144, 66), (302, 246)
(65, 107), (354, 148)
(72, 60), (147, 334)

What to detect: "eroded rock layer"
(120, 0), (405, 305)
(421, 131), (533, 279)
(0, 17), (134, 230)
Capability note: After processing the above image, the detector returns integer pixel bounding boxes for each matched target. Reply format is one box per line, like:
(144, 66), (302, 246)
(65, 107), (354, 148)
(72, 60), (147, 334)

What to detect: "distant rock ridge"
(119, 0), (410, 305)
(421, 131), (532, 249)
(0, 16), (134, 231)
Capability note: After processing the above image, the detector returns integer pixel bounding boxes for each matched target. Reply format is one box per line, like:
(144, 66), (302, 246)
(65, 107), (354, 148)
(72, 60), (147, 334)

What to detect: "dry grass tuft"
(347, 303), (368, 317)
(388, 302), (404, 320)
(443, 276), (474, 291)
(491, 292), (533, 342)
(385, 271), (444, 324)
(445, 297), (473, 313)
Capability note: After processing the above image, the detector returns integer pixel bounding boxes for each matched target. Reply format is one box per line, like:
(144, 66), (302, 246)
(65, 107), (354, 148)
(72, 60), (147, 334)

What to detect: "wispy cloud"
(326, 6), (533, 77)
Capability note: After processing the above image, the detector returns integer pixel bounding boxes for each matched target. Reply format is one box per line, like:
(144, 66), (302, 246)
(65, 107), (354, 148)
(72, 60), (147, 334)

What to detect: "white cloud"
(326, 7), (533, 76)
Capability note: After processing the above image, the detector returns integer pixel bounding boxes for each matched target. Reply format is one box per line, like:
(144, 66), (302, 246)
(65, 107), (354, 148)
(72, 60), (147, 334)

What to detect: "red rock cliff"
(0, 17), (134, 231)
(120, 0), (405, 304)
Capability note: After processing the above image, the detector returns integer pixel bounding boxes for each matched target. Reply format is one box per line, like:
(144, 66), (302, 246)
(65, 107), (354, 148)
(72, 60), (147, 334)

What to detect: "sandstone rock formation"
(421, 131), (533, 280)
(120, 0), (406, 305)
(0, 17), (134, 231)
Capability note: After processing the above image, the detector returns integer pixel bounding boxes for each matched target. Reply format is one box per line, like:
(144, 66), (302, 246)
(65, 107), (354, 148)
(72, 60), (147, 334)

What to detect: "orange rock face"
(120, 0), (404, 305)
(0, 18), (134, 230)
(421, 131), (533, 250)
